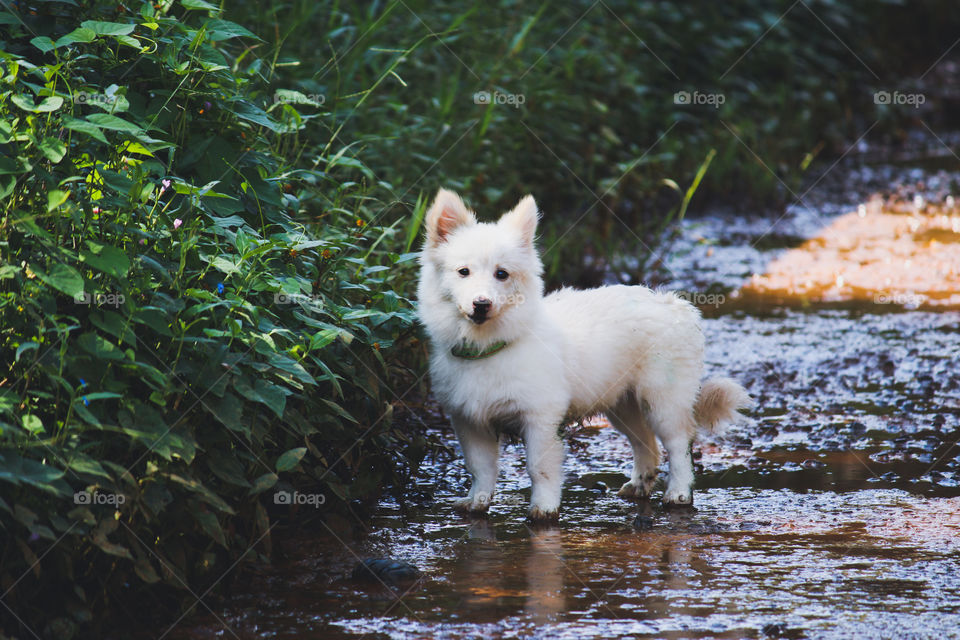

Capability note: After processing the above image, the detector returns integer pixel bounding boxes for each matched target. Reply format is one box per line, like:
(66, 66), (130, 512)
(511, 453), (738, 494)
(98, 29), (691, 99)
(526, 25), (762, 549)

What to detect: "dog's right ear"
(425, 188), (475, 247)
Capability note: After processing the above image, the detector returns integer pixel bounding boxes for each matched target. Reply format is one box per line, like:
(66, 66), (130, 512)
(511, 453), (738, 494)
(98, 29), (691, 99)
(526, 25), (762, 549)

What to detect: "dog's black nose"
(471, 298), (492, 323)
(473, 298), (491, 314)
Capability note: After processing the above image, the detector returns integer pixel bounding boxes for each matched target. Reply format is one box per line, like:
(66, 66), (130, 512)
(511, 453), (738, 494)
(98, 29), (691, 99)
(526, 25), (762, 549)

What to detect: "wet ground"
(171, 157), (960, 639)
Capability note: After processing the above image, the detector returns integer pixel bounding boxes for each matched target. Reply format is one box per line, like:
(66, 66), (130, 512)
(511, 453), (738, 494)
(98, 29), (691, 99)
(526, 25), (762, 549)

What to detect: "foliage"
(0, 1), (422, 636)
(240, 0), (931, 284)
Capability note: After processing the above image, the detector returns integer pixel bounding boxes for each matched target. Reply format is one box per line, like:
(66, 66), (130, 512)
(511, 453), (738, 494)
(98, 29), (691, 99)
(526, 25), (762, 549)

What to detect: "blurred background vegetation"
(1, 0), (958, 636)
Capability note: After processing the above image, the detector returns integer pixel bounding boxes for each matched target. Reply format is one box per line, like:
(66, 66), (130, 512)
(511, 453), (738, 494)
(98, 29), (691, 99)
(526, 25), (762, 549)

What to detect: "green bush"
(0, 1), (422, 635)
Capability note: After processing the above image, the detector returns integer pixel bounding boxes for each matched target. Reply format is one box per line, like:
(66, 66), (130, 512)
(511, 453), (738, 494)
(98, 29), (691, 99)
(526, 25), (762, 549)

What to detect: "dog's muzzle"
(469, 298), (492, 324)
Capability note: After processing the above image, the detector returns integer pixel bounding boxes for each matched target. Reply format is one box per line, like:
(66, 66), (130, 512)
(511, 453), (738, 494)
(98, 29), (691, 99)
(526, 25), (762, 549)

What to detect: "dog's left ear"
(500, 195), (539, 247)
(425, 188), (476, 247)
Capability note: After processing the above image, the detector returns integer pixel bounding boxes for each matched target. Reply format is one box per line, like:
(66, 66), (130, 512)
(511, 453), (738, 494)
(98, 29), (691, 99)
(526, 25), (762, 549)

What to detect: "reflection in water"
(525, 526), (564, 623)
(741, 200), (960, 309)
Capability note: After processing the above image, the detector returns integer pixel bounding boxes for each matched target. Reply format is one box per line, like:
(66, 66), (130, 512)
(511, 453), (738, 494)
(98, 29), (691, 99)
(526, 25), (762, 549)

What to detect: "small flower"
(92, 206), (101, 214)
(355, 218), (365, 228)
(83, 396), (89, 406)
(79, 378), (87, 388)
(139, 239), (146, 245)
(159, 178), (171, 195)
(217, 282), (224, 295)
(322, 249), (332, 259)
(173, 218), (183, 229)
(204, 101), (212, 111)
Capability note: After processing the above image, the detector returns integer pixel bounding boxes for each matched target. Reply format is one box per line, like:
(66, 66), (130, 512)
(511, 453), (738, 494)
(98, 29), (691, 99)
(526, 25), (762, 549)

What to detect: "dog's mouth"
(468, 312), (489, 325)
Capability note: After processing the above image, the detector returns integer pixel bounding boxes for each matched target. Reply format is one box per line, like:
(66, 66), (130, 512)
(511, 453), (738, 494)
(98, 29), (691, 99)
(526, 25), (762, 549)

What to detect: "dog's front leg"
(452, 418), (500, 514)
(524, 421), (565, 522)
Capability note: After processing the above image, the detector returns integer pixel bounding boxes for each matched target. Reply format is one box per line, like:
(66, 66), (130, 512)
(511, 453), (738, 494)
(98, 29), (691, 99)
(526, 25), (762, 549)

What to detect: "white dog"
(417, 189), (752, 520)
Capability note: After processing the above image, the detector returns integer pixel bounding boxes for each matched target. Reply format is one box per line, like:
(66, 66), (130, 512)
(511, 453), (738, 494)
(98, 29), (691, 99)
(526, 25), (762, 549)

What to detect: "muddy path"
(168, 158), (960, 639)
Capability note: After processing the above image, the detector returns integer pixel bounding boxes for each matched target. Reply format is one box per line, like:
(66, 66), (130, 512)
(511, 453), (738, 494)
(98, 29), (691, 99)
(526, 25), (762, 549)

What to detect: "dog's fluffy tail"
(694, 377), (753, 433)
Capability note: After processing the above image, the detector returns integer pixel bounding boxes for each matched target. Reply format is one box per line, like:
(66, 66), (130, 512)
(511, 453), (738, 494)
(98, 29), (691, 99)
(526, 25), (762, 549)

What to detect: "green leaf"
(39, 137), (67, 164)
(211, 392), (244, 432)
(62, 116), (108, 144)
(80, 20), (136, 36)
(11, 95), (64, 113)
(91, 536), (134, 560)
(21, 414), (43, 435)
(0, 453), (70, 497)
(57, 27), (97, 46)
(15, 341), (38, 362)
(77, 332), (125, 361)
(66, 455), (112, 481)
(210, 255), (241, 276)
(182, 0), (221, 11)
(134, 557), (161, 584)
(195, 509), (227, 547)
(232, 101), (280, 132)
(165, 474), (235, 514)
(47, 189), (69, 212)
(233, 378), (287, 418)
(30, 262), (84, 298)
(80, 242), (130, 279)
(115, 35), (141, 48)
(207, 453), (250, 487)
(86, 113), (142, 134)
(205, 19), (259, 41)
(30, 36), (56, 53)
(248, 472), (278, 496)
(276, 447), (307, 472)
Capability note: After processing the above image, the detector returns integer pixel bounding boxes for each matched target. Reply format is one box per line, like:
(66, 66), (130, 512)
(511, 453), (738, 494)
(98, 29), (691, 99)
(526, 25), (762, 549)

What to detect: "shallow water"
(169, 162), (960, 640)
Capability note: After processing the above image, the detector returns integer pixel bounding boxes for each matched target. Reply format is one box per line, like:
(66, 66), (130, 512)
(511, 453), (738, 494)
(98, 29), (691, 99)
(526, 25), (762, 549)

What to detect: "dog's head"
(418, 189), (543, 334)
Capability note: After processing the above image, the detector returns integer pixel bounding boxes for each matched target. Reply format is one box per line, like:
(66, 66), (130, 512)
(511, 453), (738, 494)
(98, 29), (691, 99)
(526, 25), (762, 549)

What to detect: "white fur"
(417, 189), (752, 520)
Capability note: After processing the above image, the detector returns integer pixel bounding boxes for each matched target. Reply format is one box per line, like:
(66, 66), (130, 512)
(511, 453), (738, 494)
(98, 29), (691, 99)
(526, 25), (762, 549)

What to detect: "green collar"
(451, 340), (509, 360)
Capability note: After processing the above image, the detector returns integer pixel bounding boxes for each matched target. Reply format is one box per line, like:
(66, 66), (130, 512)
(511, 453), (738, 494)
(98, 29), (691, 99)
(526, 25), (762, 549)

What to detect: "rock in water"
(352, 558), (421, 585)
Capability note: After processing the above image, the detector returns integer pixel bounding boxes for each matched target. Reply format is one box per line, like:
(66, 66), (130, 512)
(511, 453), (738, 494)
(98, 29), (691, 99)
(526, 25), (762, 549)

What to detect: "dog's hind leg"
(452, 417), (500, 514)
(647, 401), (697, 506)
(523, 415), (565, 522)
(608, 395), (660, 499)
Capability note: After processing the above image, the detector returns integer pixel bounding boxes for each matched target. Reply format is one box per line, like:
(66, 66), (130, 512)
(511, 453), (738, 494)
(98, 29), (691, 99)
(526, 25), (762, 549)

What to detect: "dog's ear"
(426, 189), (475, 246)
(500, 195), (539, 247)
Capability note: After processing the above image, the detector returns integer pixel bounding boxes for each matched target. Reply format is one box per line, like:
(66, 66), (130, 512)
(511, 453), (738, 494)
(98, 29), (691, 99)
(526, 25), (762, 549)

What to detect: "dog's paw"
(662, 486), (694, 508)
(527, 505), (559, 523)
(617, 474), (656, 499)
(452, 492), (492, 514)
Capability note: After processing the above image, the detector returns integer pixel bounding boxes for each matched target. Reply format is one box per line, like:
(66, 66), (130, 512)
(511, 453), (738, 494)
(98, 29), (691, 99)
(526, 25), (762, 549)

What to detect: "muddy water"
(171, 165), (960, 639)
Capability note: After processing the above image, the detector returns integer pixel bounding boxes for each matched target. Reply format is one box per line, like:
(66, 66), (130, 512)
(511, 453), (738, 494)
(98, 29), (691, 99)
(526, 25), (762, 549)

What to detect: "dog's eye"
(494, 268), (509, 281)
(457, 267), (470, 277)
